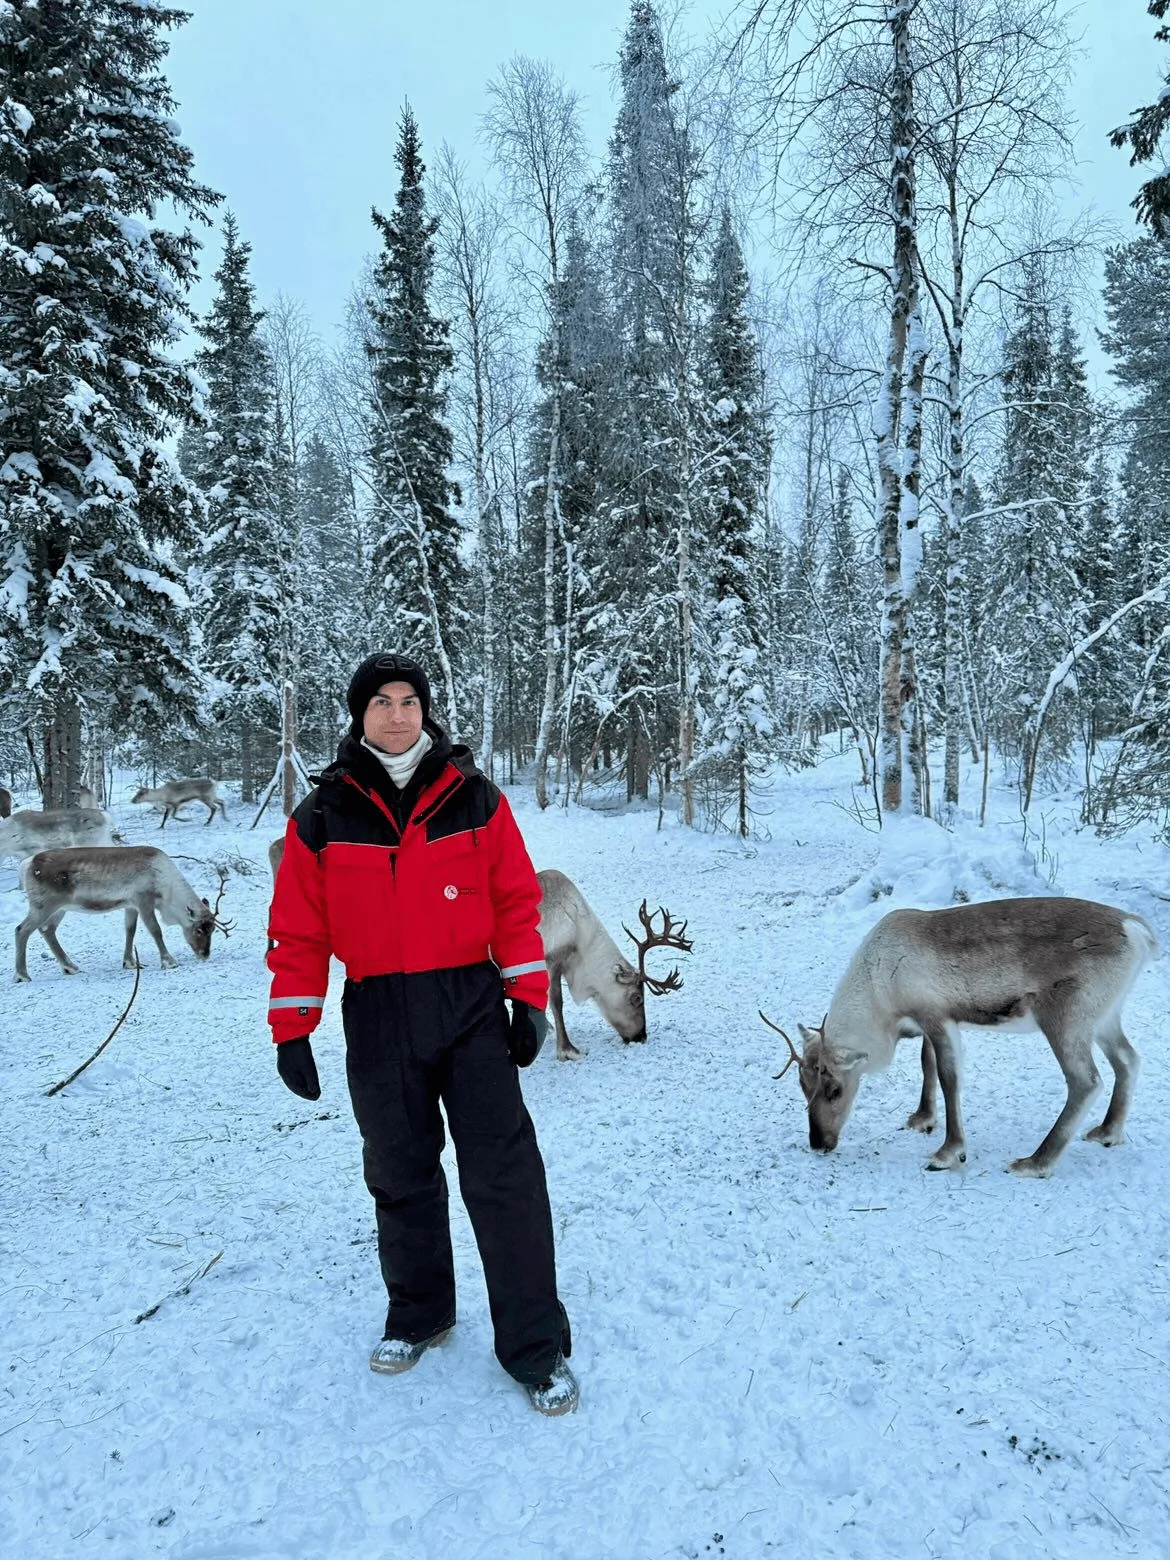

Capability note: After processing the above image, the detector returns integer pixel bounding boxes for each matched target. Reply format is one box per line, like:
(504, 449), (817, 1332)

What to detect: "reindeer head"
(762, 1012), (868, 1152)
(186, 868), (234, 960)
(615, 901), (694, 1042)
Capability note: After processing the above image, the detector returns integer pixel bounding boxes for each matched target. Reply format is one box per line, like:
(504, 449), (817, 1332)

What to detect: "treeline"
(3, 0), (1170, 837)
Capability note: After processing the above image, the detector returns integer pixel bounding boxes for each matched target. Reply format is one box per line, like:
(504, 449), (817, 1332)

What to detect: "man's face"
(363, 681), (424, 755)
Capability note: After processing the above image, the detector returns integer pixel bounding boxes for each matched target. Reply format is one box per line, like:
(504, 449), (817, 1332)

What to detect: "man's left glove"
(508, 1001), (548, 1068)
(276, 1035), (321, 1100)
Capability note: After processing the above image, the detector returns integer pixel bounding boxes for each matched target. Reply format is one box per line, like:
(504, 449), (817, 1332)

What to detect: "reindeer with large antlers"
(15, 846), (234, 981)
(536, 869), (693, 1059)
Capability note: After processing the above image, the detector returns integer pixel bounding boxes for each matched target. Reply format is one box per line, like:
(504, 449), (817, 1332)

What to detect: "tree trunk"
(533, 342), (563, 808)
(241, 720), (255, 804)
(43, 696), (82, 809)
(875, 2), (921, 819)
(281, 680), (298, 818)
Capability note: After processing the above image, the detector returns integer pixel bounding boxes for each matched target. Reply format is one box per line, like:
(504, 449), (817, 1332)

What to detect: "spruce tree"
(694, 207), (771, 834)
(187, 212), (284, 799)
(366, 107), (462, 724)
(1109, 1), (1170, 236)
(0, 0), (217, 803)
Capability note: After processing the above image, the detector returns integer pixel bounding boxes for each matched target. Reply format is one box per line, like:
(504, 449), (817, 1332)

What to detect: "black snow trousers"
(341, 963), (569, 1385)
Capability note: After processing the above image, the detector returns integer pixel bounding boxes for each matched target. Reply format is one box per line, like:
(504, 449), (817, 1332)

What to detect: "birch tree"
(483, 55), (585, 805)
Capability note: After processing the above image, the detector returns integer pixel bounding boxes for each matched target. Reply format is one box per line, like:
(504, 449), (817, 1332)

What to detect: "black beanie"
(347, 654), (432, 734)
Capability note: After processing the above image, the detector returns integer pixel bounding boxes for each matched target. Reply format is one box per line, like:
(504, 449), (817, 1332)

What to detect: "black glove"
(508, 1001), (548, 1068)
(276, 1036), (321, 1100)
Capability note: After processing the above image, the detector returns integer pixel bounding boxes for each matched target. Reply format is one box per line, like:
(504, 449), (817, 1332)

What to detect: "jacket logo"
(444, 884), (458, 900)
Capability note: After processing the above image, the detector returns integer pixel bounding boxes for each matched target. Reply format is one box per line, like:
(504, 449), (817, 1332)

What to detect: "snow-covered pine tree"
(601, 0), (703, 805)
(366, 106), (462, 729)
(1093, 236), (1170, 828)
(693, 205), (771, 835)
(296, 432), (363, 755)
(186, 212), (284, 801)
(1109, 1), (1170, 236)
(0, 0), (217, 804)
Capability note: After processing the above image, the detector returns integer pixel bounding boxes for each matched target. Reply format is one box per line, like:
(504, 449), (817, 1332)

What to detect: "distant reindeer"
(0, 785), (11, 818)
(131, 778), (226, 827)
(767, 897), (1159, 1178)
(536, 869), (693, 1060)
(78, 785), (100, 811)
(15, 845), (232, 981)
(0, 807), (113, 859)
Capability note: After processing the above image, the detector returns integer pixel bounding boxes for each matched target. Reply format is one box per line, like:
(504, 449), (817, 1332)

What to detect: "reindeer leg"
(139, 905), (178, 969)
(550, 972), (581, 1061)
(1084, 1022), (1140, 1148)
(14, 913), (40, 982)
(925, 1023), (967, 1170)
(1010, 1011), (1100, 1177)
(159, 807), (169, 829)
(902, 1034), (937, 1133)
(39, 912), (79, 976)
(122, 907), (139, 970)
(203, 802), (215, 825)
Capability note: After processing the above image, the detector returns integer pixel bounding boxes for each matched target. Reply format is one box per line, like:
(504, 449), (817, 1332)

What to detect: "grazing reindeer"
(767, 897), (1159, 1178)
(0, 785), (11, 819)
(536, 869), (693, 1060)
(0, 807), (113, 859)
(15, 846), (233, 981)
(131, 778), (227, 827)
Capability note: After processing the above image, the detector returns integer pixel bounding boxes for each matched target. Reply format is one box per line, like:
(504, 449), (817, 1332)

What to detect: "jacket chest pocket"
(323, 844), (394, 939)
(424, 832), (491, 942)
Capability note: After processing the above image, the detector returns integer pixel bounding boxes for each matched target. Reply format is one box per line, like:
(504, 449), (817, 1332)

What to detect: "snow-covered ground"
(3, 755), (1169, 1560)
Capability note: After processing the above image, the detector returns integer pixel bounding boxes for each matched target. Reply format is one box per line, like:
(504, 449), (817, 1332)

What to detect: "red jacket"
(267, 734), (549, 1043)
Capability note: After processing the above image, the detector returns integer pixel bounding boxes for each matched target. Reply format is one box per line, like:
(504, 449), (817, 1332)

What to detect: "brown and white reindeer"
(131, 778), (227, 827)
(0, 807), (114, 859)
(766, 897), (1159, 1178)
(15, 846), (233, 981)
(536, 869), (693, 1060)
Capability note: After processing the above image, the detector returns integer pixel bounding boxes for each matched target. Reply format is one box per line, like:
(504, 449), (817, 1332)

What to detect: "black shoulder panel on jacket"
(292, 787), (327, 853)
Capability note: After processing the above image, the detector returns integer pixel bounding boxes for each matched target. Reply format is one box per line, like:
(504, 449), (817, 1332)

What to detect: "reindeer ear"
(797, 1023), (818, 1046)
(834, 1048), (868, 1072)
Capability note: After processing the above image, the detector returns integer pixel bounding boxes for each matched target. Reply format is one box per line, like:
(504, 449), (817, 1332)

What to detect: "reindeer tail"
(1122, 913), (1161, 966)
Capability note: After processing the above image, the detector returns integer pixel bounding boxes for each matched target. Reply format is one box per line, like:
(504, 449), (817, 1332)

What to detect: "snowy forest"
(4, 0), (1170, 834)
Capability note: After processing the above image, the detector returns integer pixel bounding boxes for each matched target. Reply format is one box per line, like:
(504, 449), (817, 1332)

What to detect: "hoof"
(902, 1112), (936, 1135)
(14, 972), (30, 984)
(1084, 1125), (1124, 1147)
(557, 1047), (584, 1062)
(1008, 1156), (1053, 1178)
(926, 1148), (966, 1171)
(61, 965), (79, 976)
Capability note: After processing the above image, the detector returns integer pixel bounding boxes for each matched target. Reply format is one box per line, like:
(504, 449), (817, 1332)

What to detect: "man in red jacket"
(267, 653), (577, 1416)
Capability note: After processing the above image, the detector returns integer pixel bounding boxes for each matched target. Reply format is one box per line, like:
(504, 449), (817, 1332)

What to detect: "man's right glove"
(276, 1036), (321, 1100)
(508, 1001), (548, 1068)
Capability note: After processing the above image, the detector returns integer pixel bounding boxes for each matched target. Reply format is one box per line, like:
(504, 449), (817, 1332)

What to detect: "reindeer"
(268, 834), (286, 880)
(131, 778), (227, 827)
(0, 785), (11, 819)
(536, 869), (693, 1060)
(766, 896), (1159, 1178)
(0, 807), (113, 860)
(15, 846), (232, 981)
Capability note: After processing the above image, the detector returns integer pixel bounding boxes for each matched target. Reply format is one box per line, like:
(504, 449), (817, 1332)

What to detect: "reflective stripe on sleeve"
(499, 960), (547, 980)
(269, 996), (325, 1011)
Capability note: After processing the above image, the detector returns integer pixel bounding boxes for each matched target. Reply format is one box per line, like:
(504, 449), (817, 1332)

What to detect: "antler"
(622, 899), (694, 996)
(760, 1010), (802, 1080)
(210, 865), (235, 936)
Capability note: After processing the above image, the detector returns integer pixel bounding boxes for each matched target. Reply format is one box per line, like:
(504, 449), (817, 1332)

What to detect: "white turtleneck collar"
(361, 730), (434, 789)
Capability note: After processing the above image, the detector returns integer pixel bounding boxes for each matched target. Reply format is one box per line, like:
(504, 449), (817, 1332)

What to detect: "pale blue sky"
(163, 0), (1163, 340)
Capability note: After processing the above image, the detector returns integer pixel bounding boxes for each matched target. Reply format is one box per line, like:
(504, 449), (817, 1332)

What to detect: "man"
(267, 653), (577, 1415)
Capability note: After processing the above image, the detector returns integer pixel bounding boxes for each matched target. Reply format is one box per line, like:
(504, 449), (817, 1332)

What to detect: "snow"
(4, 755), (1170, 1559)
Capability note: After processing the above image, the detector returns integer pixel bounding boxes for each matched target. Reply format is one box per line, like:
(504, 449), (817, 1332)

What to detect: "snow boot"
(524, 1355), (579, 1416)
(369, 1324), (453, 1375)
